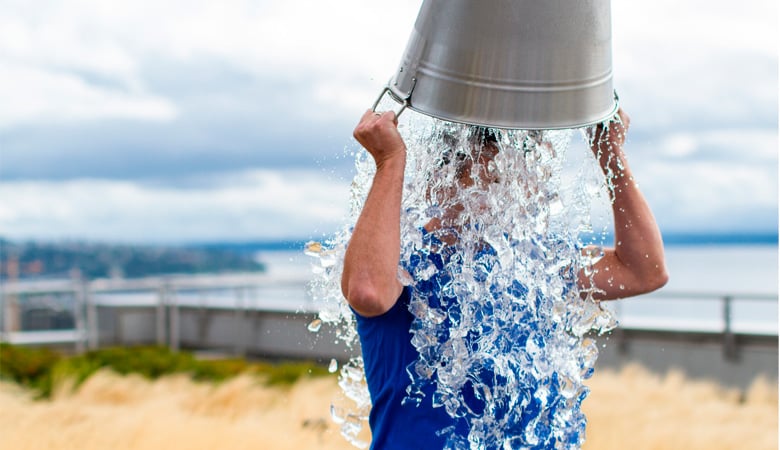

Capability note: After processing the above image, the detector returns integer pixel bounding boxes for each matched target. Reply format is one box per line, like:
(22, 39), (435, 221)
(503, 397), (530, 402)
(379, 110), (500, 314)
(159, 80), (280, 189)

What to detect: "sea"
(10, 240), (774, 338)
(255, 241), (779, 336)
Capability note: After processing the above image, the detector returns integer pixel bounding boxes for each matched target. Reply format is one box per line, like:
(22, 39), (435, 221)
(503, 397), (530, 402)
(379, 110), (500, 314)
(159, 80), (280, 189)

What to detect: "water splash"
(307, 111), (619, 448)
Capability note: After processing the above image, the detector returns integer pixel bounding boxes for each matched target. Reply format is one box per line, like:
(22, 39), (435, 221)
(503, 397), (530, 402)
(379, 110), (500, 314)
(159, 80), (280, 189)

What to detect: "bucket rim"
(383, 84), (620, 130)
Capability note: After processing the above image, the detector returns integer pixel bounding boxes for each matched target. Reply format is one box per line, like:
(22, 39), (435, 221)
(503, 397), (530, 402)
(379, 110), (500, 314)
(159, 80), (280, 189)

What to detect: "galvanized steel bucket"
(375, 0), (618, 129)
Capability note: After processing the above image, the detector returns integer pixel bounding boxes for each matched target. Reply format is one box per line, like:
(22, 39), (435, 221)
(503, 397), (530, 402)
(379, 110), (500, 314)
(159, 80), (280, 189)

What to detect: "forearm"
(586, 146), (668, 299)
(604, 152), (665, 277)
(342, 155), (405, 316)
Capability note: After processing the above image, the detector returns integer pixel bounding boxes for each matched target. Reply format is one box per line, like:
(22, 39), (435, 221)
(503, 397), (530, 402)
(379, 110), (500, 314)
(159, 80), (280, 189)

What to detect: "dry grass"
(0, 370), (351, 450)
(582, 364), (778, 450)
(0, 364), (775, 449)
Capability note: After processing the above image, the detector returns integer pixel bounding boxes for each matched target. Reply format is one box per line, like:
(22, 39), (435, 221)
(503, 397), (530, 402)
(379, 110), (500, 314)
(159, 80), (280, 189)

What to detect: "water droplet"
(330, 404), (345, 424)
(319, 252), (337, 268)
(547, 193), (563, 215)
(329, 358), (339, 373)
(307, 318), (322, 332)
(304, 241), (322, 256)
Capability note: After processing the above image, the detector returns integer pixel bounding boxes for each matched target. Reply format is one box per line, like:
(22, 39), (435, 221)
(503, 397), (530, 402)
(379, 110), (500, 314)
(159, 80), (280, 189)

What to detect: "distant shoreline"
(198, 232), (779, 253)
(3, 233), (776, 256)
(657, 233), (778, 246)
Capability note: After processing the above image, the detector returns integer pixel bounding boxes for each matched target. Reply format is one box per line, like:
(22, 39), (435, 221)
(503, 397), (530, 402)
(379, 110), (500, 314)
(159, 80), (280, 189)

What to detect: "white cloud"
(0, 2), (179, 127)
(0, 170), (350, 243)
(0, 0), (422, 127)
(1, 0), (775, 129)
(0, 0), (776, 241)
(611, 0), (777, 128)
(613, 0), (776, 58)
(0, 64), (177, 126)
(637, 160), (776, 232)
(659, 133), (699, 158)
(624, 127), (777, 232)
(653, 128), (778, 161)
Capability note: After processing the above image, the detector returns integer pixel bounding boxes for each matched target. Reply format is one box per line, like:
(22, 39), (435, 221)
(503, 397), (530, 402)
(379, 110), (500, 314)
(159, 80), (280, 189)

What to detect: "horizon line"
(2, 231), (777, 249)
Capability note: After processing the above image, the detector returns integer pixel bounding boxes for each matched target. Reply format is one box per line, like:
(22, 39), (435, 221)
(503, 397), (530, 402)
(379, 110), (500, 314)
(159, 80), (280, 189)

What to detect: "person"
(341, 108), (668, 449)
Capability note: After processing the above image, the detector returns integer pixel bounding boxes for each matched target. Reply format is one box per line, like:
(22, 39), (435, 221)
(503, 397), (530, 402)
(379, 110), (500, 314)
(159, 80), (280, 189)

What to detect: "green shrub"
(191, 358), (251, 382)
(0, 343), (61, 397)
(0, 343), (334, 399)
(78, 346), (197, 379)
(254, 360), (331, 386)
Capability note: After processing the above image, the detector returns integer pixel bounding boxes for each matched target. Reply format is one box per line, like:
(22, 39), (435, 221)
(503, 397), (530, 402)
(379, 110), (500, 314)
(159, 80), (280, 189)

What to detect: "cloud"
(640, 160), (777, 233)
(0, 0), (775, 241)
(0, 2), (178, 127)
(554, 126), (777, 235)
(0, 117), (354, 180)
(622, 127), (778, 233)
(651, 129), (778, 162)
(611, 0), (777, 130)
(613, 0), (776, 58)
(0, 0), (424, 181)
(0, 169), (350, 243)
(0, 64), (177, 127)
(0, 0), (420, 129)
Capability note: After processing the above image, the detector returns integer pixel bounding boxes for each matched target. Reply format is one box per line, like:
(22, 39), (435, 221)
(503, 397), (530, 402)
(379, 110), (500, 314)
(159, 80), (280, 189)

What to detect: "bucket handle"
(372, 78), (417, 118)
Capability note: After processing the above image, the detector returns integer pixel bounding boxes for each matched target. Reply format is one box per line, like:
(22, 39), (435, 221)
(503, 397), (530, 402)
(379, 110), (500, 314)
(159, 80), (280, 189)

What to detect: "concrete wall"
(594, 328), (777, 390)
(49, 305), (780, 390)
(177, 307), (358, 361)
(96, 305), (359, 362)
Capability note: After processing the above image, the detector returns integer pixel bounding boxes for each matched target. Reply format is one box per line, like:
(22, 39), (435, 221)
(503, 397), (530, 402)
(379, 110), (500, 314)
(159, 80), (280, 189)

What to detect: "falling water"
(306, 110), (620, 449)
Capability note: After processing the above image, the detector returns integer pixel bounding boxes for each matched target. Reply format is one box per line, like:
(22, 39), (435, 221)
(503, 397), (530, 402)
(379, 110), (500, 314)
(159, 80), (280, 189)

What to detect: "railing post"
(722, 295), (737, 361)
(233, 286), (246, 357)
(85, 282), (99, 350)
(72, 273), (87, 354)
(169, 288), (180, 352)
(3, 256), (20, 335)
(156, 283), (168, 346)
(0, 284), (6, 341)
(197, 290), (209, 345)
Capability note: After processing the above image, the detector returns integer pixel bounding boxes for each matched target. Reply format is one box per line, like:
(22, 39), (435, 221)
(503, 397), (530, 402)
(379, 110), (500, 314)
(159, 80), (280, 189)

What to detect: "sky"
(0, 0), (777, 244)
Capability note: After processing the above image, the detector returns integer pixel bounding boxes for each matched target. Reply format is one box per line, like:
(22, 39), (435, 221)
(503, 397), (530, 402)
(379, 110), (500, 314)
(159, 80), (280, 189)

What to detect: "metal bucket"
(376, 0), (618, 129)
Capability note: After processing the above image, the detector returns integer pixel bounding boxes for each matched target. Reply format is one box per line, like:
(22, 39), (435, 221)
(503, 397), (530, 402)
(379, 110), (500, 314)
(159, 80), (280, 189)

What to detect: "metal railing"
(2, 277), (777, 360)
(0, 272), (314, 352)
(608, 290), (777, 360)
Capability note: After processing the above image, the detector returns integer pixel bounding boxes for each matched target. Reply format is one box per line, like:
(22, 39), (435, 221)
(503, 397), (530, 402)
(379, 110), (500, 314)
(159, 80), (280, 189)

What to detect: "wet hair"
(522, 130), (544, 154)
(440, 126), (499, 167)
(467, 126), (498, 147)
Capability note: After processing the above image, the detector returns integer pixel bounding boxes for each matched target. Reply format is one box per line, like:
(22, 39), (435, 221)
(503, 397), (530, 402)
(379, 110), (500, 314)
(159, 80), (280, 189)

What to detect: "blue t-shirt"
(354, 230), (588, 449)
(354, 286), (469, 449)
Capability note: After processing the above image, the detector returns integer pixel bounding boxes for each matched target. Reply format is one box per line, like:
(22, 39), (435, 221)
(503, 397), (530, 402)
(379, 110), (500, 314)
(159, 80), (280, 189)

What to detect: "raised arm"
(579, 108), (669, 300)
(341, 110), (407, 317)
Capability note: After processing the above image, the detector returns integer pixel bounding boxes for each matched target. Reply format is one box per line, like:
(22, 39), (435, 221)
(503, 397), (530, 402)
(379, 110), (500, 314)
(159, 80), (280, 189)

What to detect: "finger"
(618, 110), (630, 130)
(371, 111), (395, 126)
(361, 109), (377, 122)
(368, 111), (389, 127)
(614, 108), (629, 125)
(376, 110), (395, 122)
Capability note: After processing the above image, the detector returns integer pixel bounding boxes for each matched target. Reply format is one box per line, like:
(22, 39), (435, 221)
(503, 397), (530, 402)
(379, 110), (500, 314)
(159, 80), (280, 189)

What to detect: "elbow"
(341, 275), (385, 317)
(639, 261), (669, 295)
(650, 265), (670, 292)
